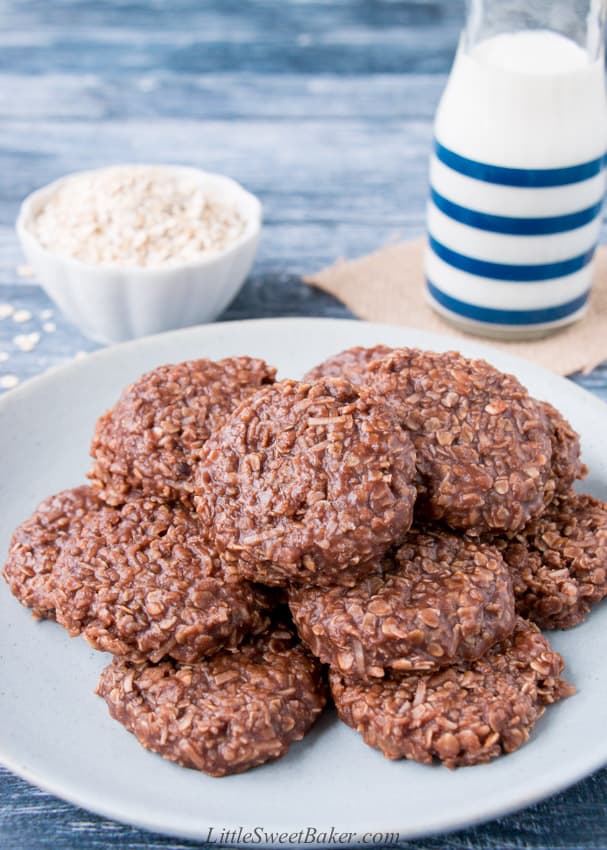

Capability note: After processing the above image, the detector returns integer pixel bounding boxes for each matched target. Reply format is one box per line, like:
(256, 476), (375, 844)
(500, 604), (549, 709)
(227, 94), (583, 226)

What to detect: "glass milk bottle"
(425, 0), (607, 339)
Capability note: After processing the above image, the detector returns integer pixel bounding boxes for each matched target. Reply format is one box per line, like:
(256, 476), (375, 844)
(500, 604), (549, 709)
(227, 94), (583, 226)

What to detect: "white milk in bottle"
(425, 0), (607, 339)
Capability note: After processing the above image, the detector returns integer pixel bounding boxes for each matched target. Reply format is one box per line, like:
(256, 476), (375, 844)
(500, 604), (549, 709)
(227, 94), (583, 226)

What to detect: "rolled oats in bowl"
(27, 165), (246, 269)
(16, 165), (262, 342)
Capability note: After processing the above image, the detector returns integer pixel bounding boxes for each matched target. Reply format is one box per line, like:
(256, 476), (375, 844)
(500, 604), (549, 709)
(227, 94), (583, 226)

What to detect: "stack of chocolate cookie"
(287, 347), (602, 767)
(3, 357), (327, 777)
(4, 345), (606, 776)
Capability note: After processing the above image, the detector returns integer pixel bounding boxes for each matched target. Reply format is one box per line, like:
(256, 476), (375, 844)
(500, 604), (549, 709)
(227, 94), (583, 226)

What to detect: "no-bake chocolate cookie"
(3, 486), (103, 619)
(89, 356), (276, 507)
(96, 623), (327, 777)
(195, 377), (417, 586)
(304, 345), (393, 384)
(499, 491), (607, 630)
(52, 498), (269, 662)
(289, 529), (515, 678)
(306, 346), (583, 513)
(330, 617), (573, 768)
(540, 401), (585, 494)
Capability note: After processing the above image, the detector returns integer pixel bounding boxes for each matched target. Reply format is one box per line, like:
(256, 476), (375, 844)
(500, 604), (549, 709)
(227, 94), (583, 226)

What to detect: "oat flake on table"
(29, 165), (246, 269)
(0, 375), (19, 389)
(14, 332), (40, 352)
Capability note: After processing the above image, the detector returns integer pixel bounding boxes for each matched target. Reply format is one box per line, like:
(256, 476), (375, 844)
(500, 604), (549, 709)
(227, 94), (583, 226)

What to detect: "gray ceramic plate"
(1, 318), (606, 845)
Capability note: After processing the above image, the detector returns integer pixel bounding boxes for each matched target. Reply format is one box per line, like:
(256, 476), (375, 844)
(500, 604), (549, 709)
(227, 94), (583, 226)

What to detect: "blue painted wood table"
(1, 1), (607, 847)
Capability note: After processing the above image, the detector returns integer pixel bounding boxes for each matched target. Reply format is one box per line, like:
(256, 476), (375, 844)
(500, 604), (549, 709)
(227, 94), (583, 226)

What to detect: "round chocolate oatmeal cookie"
(498, 491), (607, 630)
(330, 617), (573, 768)
(304, 345), (393, 384)
(540, 402), (586, 493)
(2, 486), (103, 619)
(305, 347), (584, 509)
(289, 529), (515, 678)
(358, 348), (554, 534)
(52, 498), (268, 662)
(194, 377), (418, 587)
(89, 356), (276, 507)
(96, 623), (327, 777)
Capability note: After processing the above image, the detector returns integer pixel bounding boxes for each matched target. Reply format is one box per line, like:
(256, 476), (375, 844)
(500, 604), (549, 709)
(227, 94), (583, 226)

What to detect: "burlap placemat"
(305, 238), (607, 376)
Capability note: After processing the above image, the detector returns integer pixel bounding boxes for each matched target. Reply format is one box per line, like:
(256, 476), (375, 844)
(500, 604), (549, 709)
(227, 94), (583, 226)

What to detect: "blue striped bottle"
(425, 11), (607, 339)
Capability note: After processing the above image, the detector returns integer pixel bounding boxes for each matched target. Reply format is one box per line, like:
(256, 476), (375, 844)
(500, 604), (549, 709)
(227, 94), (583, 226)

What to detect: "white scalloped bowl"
(16, 167), (262, 344)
